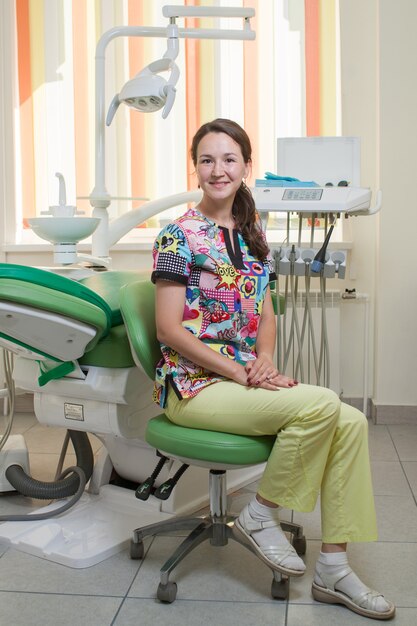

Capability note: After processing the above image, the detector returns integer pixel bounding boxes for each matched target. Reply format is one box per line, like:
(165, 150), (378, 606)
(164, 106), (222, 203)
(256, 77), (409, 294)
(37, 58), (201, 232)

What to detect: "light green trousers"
(166, 381), (377, 544)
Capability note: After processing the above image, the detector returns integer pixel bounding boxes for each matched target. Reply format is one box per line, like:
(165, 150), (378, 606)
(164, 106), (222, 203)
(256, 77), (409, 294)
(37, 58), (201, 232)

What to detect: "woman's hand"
(245, 354), (298, 390)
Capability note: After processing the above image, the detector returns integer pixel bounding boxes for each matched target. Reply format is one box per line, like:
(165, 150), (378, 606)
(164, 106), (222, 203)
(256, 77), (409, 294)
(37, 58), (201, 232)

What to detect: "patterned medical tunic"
(151, 207), (276, 408)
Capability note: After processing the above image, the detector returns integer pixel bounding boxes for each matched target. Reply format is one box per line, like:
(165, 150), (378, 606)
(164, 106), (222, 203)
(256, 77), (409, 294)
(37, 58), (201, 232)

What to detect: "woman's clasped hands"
(245, 354), (298, 390)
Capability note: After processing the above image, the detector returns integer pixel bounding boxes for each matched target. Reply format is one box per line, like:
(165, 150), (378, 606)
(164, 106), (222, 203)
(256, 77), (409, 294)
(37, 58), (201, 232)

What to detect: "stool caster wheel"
(271, 575), (289, 600)
(130, 539), (144, 560)
(157, 581), (177, 603)
(293, 535), (307, 555)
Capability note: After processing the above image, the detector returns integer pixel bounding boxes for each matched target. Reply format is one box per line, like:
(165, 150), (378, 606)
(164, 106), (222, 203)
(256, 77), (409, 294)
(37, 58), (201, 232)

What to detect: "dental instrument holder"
(273, 245), (345, 280)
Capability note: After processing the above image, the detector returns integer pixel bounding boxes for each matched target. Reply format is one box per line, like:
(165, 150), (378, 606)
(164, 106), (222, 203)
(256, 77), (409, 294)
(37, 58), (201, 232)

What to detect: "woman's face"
(195, 132), (250, 206)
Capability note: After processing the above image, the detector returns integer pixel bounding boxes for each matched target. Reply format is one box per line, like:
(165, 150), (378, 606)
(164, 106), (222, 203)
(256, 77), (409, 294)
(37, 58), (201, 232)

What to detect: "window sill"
(2, 229), (353, 253)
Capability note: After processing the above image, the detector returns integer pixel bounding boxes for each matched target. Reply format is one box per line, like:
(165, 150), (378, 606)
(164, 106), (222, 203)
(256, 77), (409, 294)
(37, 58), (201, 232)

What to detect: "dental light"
(89, 5), (255, 263)
(106, 24), (179, 124)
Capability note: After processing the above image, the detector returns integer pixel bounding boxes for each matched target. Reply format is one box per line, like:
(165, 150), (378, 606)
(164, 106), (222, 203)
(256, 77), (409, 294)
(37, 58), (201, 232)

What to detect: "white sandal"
(234, 508), (305, 577)
(312, 566), (396, 620)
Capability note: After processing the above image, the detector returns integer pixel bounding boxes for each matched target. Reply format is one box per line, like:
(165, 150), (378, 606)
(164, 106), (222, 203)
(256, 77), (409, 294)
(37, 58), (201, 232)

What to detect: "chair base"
(130, 469), (306, 603)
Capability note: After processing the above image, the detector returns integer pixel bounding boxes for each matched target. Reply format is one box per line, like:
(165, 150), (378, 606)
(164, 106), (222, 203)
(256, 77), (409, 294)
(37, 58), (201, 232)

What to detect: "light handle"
(162, 84), (176, 119)
(106, 94), (121, 126)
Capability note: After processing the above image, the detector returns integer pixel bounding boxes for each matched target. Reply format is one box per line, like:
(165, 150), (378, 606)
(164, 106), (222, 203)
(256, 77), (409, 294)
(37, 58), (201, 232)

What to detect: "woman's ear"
(244, 159), (252, 181)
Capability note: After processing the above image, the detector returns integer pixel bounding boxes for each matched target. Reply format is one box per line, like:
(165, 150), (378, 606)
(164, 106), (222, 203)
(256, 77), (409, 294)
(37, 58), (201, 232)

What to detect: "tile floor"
(1, 413), (417, 625)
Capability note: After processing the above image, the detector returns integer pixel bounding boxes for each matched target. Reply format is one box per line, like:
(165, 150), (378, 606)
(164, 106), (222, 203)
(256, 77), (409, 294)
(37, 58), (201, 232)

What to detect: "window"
(3, 0), (341, 247)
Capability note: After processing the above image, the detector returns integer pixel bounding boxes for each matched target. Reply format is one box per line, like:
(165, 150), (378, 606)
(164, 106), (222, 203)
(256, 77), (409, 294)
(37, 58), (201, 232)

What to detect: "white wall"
(376, 0), (417, 407)
(340, 0), (417, 412)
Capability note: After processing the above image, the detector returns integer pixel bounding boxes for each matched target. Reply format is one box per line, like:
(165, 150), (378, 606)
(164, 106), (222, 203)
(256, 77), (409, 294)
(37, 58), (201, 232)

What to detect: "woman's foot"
(234, 499), (306, 577)
(312, 551), (395, 620)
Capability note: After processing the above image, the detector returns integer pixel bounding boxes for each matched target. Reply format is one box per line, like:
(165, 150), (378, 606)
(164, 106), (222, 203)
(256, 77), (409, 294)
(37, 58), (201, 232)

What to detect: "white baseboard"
(371, 401), (417, 424)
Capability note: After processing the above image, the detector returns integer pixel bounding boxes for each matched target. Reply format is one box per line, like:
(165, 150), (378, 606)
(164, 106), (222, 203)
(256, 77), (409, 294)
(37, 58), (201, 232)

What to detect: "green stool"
(119, 280), (305, 604)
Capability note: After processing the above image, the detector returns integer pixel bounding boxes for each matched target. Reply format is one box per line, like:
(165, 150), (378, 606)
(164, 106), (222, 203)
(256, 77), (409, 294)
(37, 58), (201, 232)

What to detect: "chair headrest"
(0, 263), (113, 334)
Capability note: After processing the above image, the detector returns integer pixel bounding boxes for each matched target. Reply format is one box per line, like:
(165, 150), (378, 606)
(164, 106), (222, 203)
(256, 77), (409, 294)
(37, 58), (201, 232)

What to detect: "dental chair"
(0, 263), (276, 568)
(119, 280), (306, 603)
(0, 263), (172, 565)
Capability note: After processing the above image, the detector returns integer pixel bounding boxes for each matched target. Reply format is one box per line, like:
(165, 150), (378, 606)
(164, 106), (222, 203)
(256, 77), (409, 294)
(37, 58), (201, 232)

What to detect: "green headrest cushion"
(0, 263), (113, 334)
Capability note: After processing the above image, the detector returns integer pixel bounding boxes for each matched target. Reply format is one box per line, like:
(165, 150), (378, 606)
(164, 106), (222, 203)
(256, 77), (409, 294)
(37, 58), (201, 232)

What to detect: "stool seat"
(146, 414), (274, 466)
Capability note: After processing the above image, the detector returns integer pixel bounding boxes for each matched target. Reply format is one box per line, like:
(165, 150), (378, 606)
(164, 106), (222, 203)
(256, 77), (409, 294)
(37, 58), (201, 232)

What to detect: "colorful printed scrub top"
(151, 207), (276, 408)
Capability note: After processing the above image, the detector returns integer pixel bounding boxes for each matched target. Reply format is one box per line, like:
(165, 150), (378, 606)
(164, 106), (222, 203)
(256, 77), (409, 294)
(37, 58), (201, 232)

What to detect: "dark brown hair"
(190, 118), (269, 261)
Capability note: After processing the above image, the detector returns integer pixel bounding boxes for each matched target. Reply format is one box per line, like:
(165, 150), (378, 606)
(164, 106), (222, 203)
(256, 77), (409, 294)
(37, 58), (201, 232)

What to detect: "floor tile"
(0, 542), (8, 557)
(388, 424), (417, 461)
(371, 460), (412, 496)
(346, 541), (417, 609)
(2, 411), (417, 626)
(27, 452), (78, 483)
(402, 462), (417, 500)
(287, 603), (417, 625)
(367, 423), (399, 461)
(115, 597), (287, 626)
(19, 423), (74, 454)
(0, 547), (139, 596)
(292, 499), (322, 541)
(129, 534), (280, 603)
(22, 423), (102, 455)
(0, 591), (122, 626)
(374, 494), (417, 541)
(10, 412), (37, 435)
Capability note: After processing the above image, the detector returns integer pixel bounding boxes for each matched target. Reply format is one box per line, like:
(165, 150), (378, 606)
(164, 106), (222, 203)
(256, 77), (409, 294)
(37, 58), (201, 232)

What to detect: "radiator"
(278, 290), (341, 394)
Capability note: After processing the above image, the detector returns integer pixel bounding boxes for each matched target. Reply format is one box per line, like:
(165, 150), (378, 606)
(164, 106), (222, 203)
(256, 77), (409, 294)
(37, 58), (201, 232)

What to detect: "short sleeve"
(265, 250), (277, 283)
(151, 222), (193, 285)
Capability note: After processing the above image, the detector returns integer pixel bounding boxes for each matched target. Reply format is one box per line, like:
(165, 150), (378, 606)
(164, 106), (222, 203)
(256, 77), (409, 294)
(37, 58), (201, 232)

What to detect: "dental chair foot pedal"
(154, 463), (189, 500)
(135, 454), (169, 501)
(153, 478), (176, 500)
(0, 434), (30, 493)
(135, 480), (155, 501)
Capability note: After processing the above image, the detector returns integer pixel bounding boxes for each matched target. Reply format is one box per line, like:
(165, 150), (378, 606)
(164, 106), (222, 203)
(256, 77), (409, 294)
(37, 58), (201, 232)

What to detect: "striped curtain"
(13, 0), (340, 234)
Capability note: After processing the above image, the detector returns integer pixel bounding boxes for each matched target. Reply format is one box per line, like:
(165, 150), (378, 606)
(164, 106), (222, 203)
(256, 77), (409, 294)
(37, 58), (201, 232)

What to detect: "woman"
(151, 118), (395, 620)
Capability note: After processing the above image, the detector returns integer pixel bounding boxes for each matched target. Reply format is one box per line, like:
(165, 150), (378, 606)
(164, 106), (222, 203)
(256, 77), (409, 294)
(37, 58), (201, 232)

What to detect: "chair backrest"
(119, 280), (161, 380)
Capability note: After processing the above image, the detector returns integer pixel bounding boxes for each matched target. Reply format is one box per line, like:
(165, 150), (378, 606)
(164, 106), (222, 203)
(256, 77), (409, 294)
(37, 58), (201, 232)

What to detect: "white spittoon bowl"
(28, 217), (100, 244)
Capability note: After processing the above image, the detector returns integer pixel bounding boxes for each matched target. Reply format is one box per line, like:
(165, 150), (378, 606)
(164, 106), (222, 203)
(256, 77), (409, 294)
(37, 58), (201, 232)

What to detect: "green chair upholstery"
(0, 264), (114, 383)
(0, 265), (150, 374)
(78, 271), (152, 369)
(119, 280), (305, 603)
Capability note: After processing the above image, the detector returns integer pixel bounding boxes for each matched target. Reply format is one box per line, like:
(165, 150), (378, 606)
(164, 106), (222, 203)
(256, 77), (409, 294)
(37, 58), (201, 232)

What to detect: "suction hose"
(4, 430), (93, 500)
(311, 224), (334, 273)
